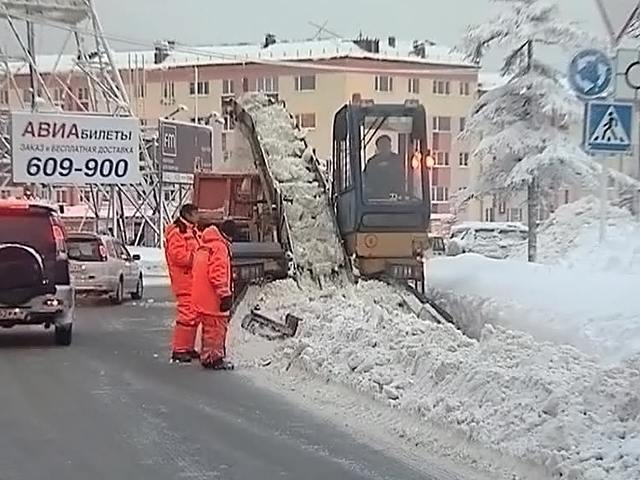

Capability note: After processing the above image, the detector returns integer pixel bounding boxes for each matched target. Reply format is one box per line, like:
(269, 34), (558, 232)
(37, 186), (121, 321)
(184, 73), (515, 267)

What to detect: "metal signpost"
(584, 100), (634, 242)
(594, 0), (640, 222)
(569, 48), (628, 242)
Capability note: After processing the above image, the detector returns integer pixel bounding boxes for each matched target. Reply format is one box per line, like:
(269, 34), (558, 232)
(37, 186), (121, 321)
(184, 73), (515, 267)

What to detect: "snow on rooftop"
(6, 37), (476, 76)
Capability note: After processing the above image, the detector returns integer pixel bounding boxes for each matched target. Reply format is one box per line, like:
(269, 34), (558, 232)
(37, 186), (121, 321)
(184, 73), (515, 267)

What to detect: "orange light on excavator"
(411, 151), (422, 169)
(425, 154), (435, 169)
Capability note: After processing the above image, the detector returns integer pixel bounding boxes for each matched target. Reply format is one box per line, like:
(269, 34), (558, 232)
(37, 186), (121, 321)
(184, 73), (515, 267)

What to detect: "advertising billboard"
(10, 111), (141, 185)
(159, 119), (213, 183)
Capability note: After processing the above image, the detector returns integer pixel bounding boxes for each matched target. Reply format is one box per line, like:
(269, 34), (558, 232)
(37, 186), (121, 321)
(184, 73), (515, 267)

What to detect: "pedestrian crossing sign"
(585, 101), (634, 153)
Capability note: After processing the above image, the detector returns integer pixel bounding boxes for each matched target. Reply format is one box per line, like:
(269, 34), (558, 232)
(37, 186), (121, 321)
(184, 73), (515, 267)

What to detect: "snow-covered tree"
(458, 0), (606, 262)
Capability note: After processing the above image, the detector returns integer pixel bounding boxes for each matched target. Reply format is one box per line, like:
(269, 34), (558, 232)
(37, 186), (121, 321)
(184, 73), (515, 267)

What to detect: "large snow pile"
(241, 95), (344, 278)
(536, 196), (640, 274)
(428, 254), (640, 364)
(128, 246), (169, 285)
(455, 197), (640, 274)
(240, 278), (640, 480)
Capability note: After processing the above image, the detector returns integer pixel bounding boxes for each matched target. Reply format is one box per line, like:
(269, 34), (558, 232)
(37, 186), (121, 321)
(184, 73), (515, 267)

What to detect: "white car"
(447, 222), (528, 259)
(67, 233), (144, 304)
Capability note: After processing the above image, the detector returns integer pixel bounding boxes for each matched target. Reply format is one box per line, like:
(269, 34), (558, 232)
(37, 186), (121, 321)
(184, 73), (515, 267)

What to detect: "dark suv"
(0, 200), (75, 345)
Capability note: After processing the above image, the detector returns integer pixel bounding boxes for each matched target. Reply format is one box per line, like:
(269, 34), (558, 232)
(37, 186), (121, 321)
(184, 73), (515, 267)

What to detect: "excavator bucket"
(241, 307), (302, 340)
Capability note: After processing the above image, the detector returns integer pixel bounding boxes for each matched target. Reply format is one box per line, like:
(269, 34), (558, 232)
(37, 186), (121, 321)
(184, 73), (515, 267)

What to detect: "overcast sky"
(1, 0), (608, 70)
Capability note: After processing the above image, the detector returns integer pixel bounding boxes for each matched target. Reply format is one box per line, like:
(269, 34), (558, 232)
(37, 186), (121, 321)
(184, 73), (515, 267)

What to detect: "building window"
(223, 79), (235, 95)
(459, 82), (471, 96)
(52, 88), (64, 102)
(508, 208), (523, 222)
(294, 113), (317, 129)
(431, 186), (449, 203)
(139, 119), (148, 126)
(375, 75), (393, 92)
(77, 87), (89, 100)
(162, 82), (175, 100)
(189, 81), (210, 96)
(433, 80), (450, 95)
(484, 207), (495, 222)
(257, 76), (279, 93)
(223, 114), (234, 131)
(434, 151), (450, 166)
(408, 77), (420, 94)
(0, 89), (8, 105)
(459, 152), (470, 167)
(432, 116), (451, 132)
(190, 116), (209, 125)
(295, 75), (316, 91)
(459, 117), (466, 132)
(55, 189), (68, 204)
(221, 131), (228, 150)
(78, 189), (90, 203)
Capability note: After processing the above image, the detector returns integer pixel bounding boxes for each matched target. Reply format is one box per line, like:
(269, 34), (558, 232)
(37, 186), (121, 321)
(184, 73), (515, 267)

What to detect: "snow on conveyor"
(241, 95), (344, 278)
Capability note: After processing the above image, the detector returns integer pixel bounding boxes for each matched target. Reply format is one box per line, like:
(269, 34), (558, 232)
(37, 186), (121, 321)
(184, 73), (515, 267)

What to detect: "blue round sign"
(568, 49), (613, 99)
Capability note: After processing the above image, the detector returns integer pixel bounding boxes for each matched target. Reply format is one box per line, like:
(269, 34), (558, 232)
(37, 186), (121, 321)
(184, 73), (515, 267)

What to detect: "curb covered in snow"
(244, 278), (640, 480)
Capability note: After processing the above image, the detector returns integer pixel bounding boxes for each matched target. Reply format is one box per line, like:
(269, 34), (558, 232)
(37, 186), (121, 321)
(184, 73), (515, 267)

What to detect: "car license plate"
(70, 264), (83, 274)
(0, 309), (27, 321)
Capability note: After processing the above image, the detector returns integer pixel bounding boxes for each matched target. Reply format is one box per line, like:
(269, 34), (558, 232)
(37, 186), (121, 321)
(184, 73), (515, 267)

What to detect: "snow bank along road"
(0, 286), (480, 480)
(231, 96), (640, 480)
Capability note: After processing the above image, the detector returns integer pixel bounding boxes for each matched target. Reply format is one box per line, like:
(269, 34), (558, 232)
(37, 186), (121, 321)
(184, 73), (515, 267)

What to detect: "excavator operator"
(191, 220), (235, 370)
(164, 203), (201, 364)
(363, 134), (406, 200)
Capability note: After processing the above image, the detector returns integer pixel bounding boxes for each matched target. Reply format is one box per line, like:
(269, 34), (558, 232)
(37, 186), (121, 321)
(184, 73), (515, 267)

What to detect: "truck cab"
(330, 98), (431, 283)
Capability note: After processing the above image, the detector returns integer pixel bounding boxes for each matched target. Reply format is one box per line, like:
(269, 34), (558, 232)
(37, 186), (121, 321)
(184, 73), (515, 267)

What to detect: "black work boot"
(188, 350), (200, 359)
(202, 358), (235, 370)
(170, 351), (193, 364)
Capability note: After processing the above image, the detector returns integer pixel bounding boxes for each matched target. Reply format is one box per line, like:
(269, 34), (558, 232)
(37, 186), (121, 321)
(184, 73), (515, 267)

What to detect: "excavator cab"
(331, 98), (430, 287)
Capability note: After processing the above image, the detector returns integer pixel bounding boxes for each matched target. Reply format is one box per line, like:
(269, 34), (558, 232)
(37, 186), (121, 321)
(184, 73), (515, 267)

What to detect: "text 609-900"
(25, 156), (130, 179)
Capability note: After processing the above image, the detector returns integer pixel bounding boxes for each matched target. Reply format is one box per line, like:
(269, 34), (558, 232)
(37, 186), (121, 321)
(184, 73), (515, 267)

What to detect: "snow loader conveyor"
(230, 95), (453, 327)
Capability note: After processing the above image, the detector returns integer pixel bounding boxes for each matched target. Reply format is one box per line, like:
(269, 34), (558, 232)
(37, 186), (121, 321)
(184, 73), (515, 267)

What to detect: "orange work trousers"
(198, 314), (229, 364)
(171, 294), (199, 353)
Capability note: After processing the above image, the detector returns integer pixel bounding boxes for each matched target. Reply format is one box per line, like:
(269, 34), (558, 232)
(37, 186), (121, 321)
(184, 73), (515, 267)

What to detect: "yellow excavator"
(329, 97), (430, 292)
(192, 96), (449, 333)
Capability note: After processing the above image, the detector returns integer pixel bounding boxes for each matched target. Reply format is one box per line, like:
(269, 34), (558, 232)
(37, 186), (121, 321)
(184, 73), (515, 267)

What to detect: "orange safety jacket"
(191, 225), (232, 316)
(164, 219), (200, 297)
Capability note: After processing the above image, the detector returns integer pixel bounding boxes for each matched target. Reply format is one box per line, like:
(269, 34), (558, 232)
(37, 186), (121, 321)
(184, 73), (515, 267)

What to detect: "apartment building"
(2, 35), (479, 217)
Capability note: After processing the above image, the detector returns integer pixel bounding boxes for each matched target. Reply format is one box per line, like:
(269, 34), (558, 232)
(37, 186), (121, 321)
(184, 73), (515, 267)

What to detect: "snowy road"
(0, 286), (440, 480)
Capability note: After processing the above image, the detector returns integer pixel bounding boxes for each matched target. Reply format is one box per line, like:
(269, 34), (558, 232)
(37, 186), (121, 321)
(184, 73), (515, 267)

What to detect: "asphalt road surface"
(0, 286), (439, 480)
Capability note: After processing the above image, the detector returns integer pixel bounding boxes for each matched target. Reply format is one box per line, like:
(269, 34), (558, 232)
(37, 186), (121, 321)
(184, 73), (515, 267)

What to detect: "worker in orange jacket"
(191, 220), (235, 370)
(164, 203), (201, 363)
